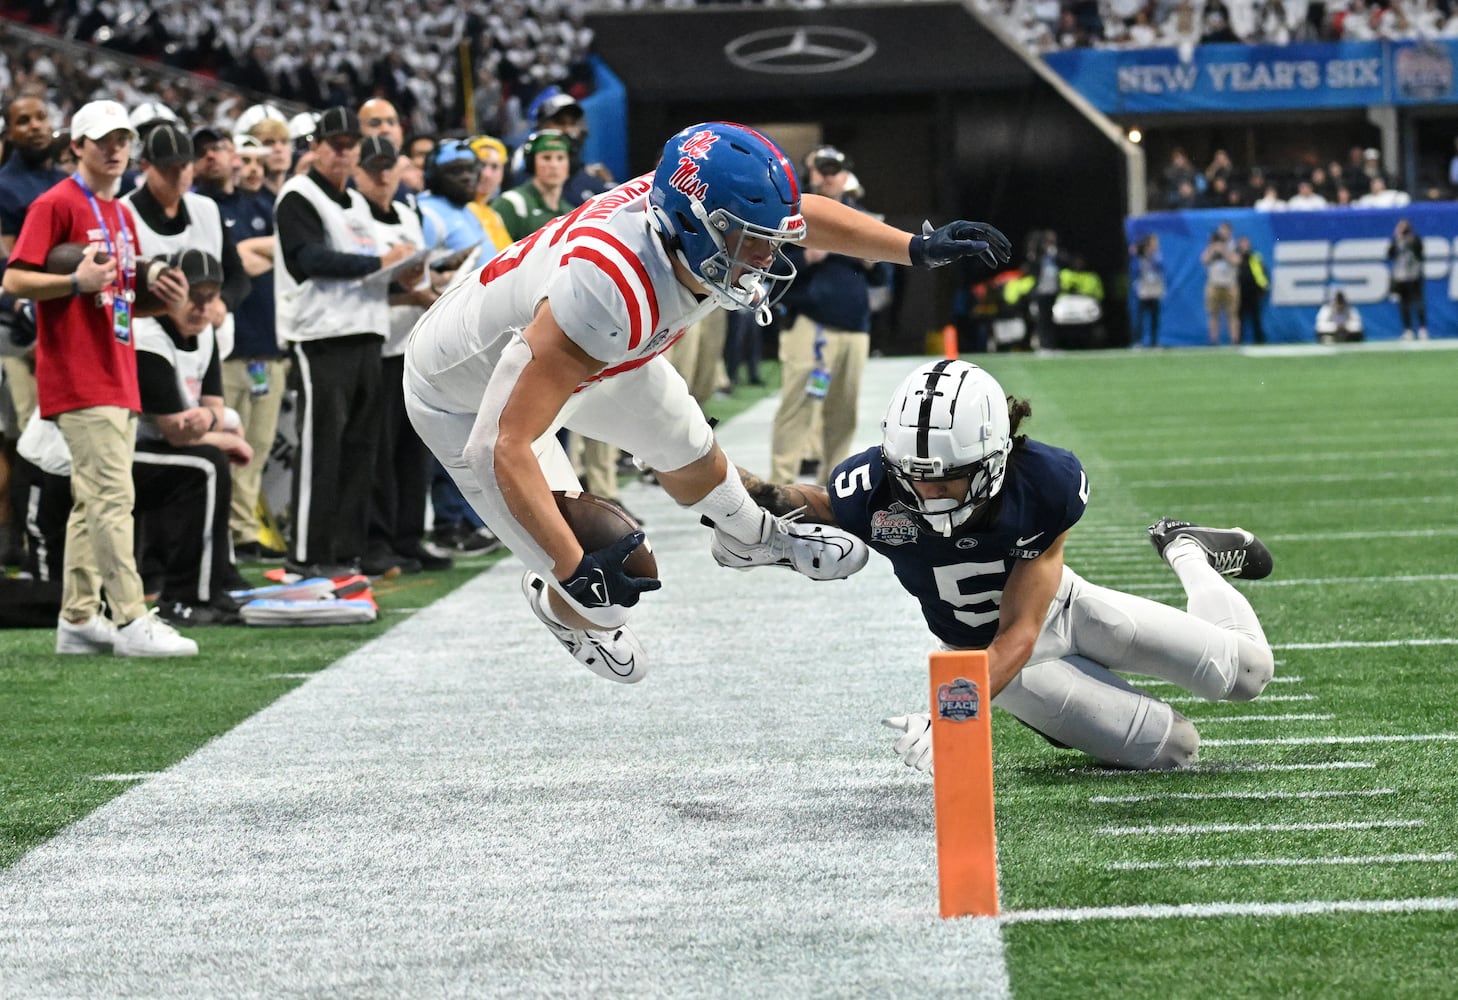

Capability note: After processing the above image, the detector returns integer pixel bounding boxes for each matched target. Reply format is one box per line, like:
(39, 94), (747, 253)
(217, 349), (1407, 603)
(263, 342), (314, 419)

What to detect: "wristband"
(207, 410), (218, 431)
(70, 273), (81, 296)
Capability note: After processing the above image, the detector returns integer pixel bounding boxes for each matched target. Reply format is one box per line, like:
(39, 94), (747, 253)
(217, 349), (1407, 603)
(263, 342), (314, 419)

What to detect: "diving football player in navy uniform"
(737, 359), (1276, 771)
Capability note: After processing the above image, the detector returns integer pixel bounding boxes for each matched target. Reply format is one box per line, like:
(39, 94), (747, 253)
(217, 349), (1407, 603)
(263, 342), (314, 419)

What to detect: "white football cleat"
(710, 508), (868, 580)
(522, 572), (645, 684)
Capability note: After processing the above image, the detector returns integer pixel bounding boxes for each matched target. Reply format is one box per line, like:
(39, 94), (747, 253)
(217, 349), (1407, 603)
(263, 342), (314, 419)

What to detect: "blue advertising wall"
(1125, 204), (1458, 344)
(1045, 39), (1457, 114)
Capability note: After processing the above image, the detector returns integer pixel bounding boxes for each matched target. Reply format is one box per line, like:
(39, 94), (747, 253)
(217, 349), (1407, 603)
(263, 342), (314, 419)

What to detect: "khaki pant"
(221, 356), (290, 544)
(2, 356), (38, 432)
(55, 406), (147, 624)
(770, 316), (869, 484)
(666, 310), (727, 406)
(577, 437), (619, 499)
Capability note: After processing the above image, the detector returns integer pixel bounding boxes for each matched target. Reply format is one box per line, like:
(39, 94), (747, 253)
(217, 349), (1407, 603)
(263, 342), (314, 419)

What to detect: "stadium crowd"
(0, 81), (618, 653)
(3, 0), (595, 140)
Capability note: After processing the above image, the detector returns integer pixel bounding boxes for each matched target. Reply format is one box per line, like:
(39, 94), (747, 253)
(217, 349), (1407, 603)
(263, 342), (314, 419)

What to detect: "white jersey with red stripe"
(407, 172), (718, 416)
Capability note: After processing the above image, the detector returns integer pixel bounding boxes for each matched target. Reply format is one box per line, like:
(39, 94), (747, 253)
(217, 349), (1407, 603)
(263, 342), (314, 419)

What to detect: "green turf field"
(978, 346), (1458, 999)
(1, 346), (1454, 997)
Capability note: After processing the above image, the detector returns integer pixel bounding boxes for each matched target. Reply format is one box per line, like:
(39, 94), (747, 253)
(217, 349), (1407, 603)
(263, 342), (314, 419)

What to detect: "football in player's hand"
(553, 490), (657, 579)
(132, 256), (176, 315)
(44, 241), (108, 273)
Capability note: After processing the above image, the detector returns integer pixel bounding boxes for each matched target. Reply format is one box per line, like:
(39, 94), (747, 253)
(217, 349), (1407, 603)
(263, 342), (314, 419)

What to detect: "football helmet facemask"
(881, 360), (1012, 537)
(649, 122), (805, 322)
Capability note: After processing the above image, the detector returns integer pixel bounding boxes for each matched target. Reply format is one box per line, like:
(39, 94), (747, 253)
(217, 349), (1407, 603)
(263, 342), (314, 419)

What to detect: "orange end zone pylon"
(929, 650), (999, 918)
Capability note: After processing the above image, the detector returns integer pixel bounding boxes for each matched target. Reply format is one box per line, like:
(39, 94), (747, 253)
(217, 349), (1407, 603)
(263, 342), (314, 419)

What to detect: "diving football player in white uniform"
(403, 123), (1014, 682)
(737, 359), (1275, 770)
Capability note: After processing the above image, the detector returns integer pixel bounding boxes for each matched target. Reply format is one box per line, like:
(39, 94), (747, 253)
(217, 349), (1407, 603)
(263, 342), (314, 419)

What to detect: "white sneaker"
(113, 609), (199, 658)
(710, 509), (868, 580)
(55, 614), (119, 655)
(522, 573), (644, 683)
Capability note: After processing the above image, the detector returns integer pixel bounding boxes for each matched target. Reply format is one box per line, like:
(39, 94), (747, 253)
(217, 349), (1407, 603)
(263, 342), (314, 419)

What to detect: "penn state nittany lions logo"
(870, 507), (918, 546)
(937, 677), (981, 722)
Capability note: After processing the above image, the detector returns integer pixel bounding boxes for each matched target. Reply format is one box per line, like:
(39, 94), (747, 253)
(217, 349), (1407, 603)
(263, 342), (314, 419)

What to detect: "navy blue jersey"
(828, 439), (1088, 649)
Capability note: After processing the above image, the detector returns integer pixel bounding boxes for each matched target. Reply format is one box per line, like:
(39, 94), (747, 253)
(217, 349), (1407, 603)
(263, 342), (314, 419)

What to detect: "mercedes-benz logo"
(725, 27), (878, 75)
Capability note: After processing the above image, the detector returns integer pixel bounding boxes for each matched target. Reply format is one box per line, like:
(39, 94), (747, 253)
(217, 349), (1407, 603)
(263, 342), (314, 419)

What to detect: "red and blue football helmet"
(649, 122), (805, 317)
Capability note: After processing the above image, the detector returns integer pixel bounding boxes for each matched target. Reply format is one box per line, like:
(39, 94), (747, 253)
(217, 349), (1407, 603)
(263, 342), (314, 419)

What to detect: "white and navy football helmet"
(649, 122), (805, 321)
(881, 360), (1012, 536)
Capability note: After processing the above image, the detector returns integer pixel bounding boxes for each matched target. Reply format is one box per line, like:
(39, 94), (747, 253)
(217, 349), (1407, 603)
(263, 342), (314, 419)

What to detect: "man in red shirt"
(2, 99), (197, 657)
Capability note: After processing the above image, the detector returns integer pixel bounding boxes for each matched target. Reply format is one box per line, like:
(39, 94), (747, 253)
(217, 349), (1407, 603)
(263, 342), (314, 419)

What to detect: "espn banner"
(1125, 203), (1458, 345)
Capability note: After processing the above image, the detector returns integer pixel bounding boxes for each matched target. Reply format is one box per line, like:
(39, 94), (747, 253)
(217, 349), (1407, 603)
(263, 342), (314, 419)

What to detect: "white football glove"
(881, 713), (934, 774)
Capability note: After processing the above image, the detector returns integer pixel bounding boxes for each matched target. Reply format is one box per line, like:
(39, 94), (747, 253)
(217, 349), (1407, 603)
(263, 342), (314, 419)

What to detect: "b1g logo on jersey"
(937, 677), (981, 722)
(870, 507), (917, 546)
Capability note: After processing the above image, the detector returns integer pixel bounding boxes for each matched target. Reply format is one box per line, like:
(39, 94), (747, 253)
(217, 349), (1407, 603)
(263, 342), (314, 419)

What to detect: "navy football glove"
(908, 220), (1013, 270)
(562, 531), (662, 609)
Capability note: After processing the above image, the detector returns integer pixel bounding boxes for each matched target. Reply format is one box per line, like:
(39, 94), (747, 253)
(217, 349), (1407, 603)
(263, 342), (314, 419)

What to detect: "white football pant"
(986, 554), (1273, 770)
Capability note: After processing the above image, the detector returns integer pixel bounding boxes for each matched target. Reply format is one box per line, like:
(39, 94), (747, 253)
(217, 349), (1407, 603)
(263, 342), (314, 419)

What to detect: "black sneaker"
(455, 527), (504, 555)
(284, 559), (363, 581)
(360, 550), (403, 578)
(1148, 518), (1273, 580)
(235, 541), (287, 562)
(396, 541), (453, 572)
(159, 600), (242, 627)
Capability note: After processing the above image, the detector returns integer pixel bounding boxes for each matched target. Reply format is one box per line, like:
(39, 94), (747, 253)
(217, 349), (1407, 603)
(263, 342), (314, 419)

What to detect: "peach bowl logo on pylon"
(937, 677), (981, 722)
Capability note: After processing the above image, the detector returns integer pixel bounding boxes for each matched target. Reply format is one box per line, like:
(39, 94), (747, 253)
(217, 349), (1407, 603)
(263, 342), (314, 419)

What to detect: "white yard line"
(1163, 693), (1316, 704)
(1136, 675), (1302, 687)
(1082, 761), (1375, 776)
(1106, 853), (1456, 872)
(89, 774), (157, 782)
(1099, 449), (1454, 469)
(1195, 714), (1334, 724)
(1124, 469), (1458, 488)
(1090, 789), (1395, 804)
(1119, 574), (1458, 597)
(1203, 733), (1458, 747)
(999, 896), (1458, 925)
(1274, 638), (1458, 650)
(1098, 820), (1423, 836)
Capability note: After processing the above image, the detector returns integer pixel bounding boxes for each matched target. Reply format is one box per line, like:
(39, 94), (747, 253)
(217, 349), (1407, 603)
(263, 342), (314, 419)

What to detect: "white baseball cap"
(70, 100), (137, 141)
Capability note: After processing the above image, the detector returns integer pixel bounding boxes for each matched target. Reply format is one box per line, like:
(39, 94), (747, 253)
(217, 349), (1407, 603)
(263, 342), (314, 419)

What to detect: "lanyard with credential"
(70, 173), (135, 308)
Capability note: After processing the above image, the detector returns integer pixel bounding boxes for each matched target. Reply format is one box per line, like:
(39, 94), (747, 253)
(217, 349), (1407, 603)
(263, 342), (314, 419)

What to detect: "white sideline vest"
(274, 174), (386, 344)
(372, 199), (428, 359)
(133, 316), (217, 444)
(124, 190), (226, 261)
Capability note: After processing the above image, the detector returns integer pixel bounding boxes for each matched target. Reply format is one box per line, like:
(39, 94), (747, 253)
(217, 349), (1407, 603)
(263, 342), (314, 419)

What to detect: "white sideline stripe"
(998, 896), (1458, 925)
(1084, 761), (1375, 776)
(1106, 853), (1457, 872)
(1274, 638), (1458, 650)
(1098, 820), (1423, 836)
(1204, 733), (1458, 747)
(1163, 693), (1315, 704)
(1197, 713), (1335, 724)
(1090, 789), (1395, 804)
(89, 773), (157, 782)
(263, 672), (316, 679)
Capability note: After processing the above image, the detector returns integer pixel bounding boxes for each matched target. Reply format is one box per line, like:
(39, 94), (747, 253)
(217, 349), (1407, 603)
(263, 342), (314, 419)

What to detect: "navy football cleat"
(1148, 518), (1273, 580)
